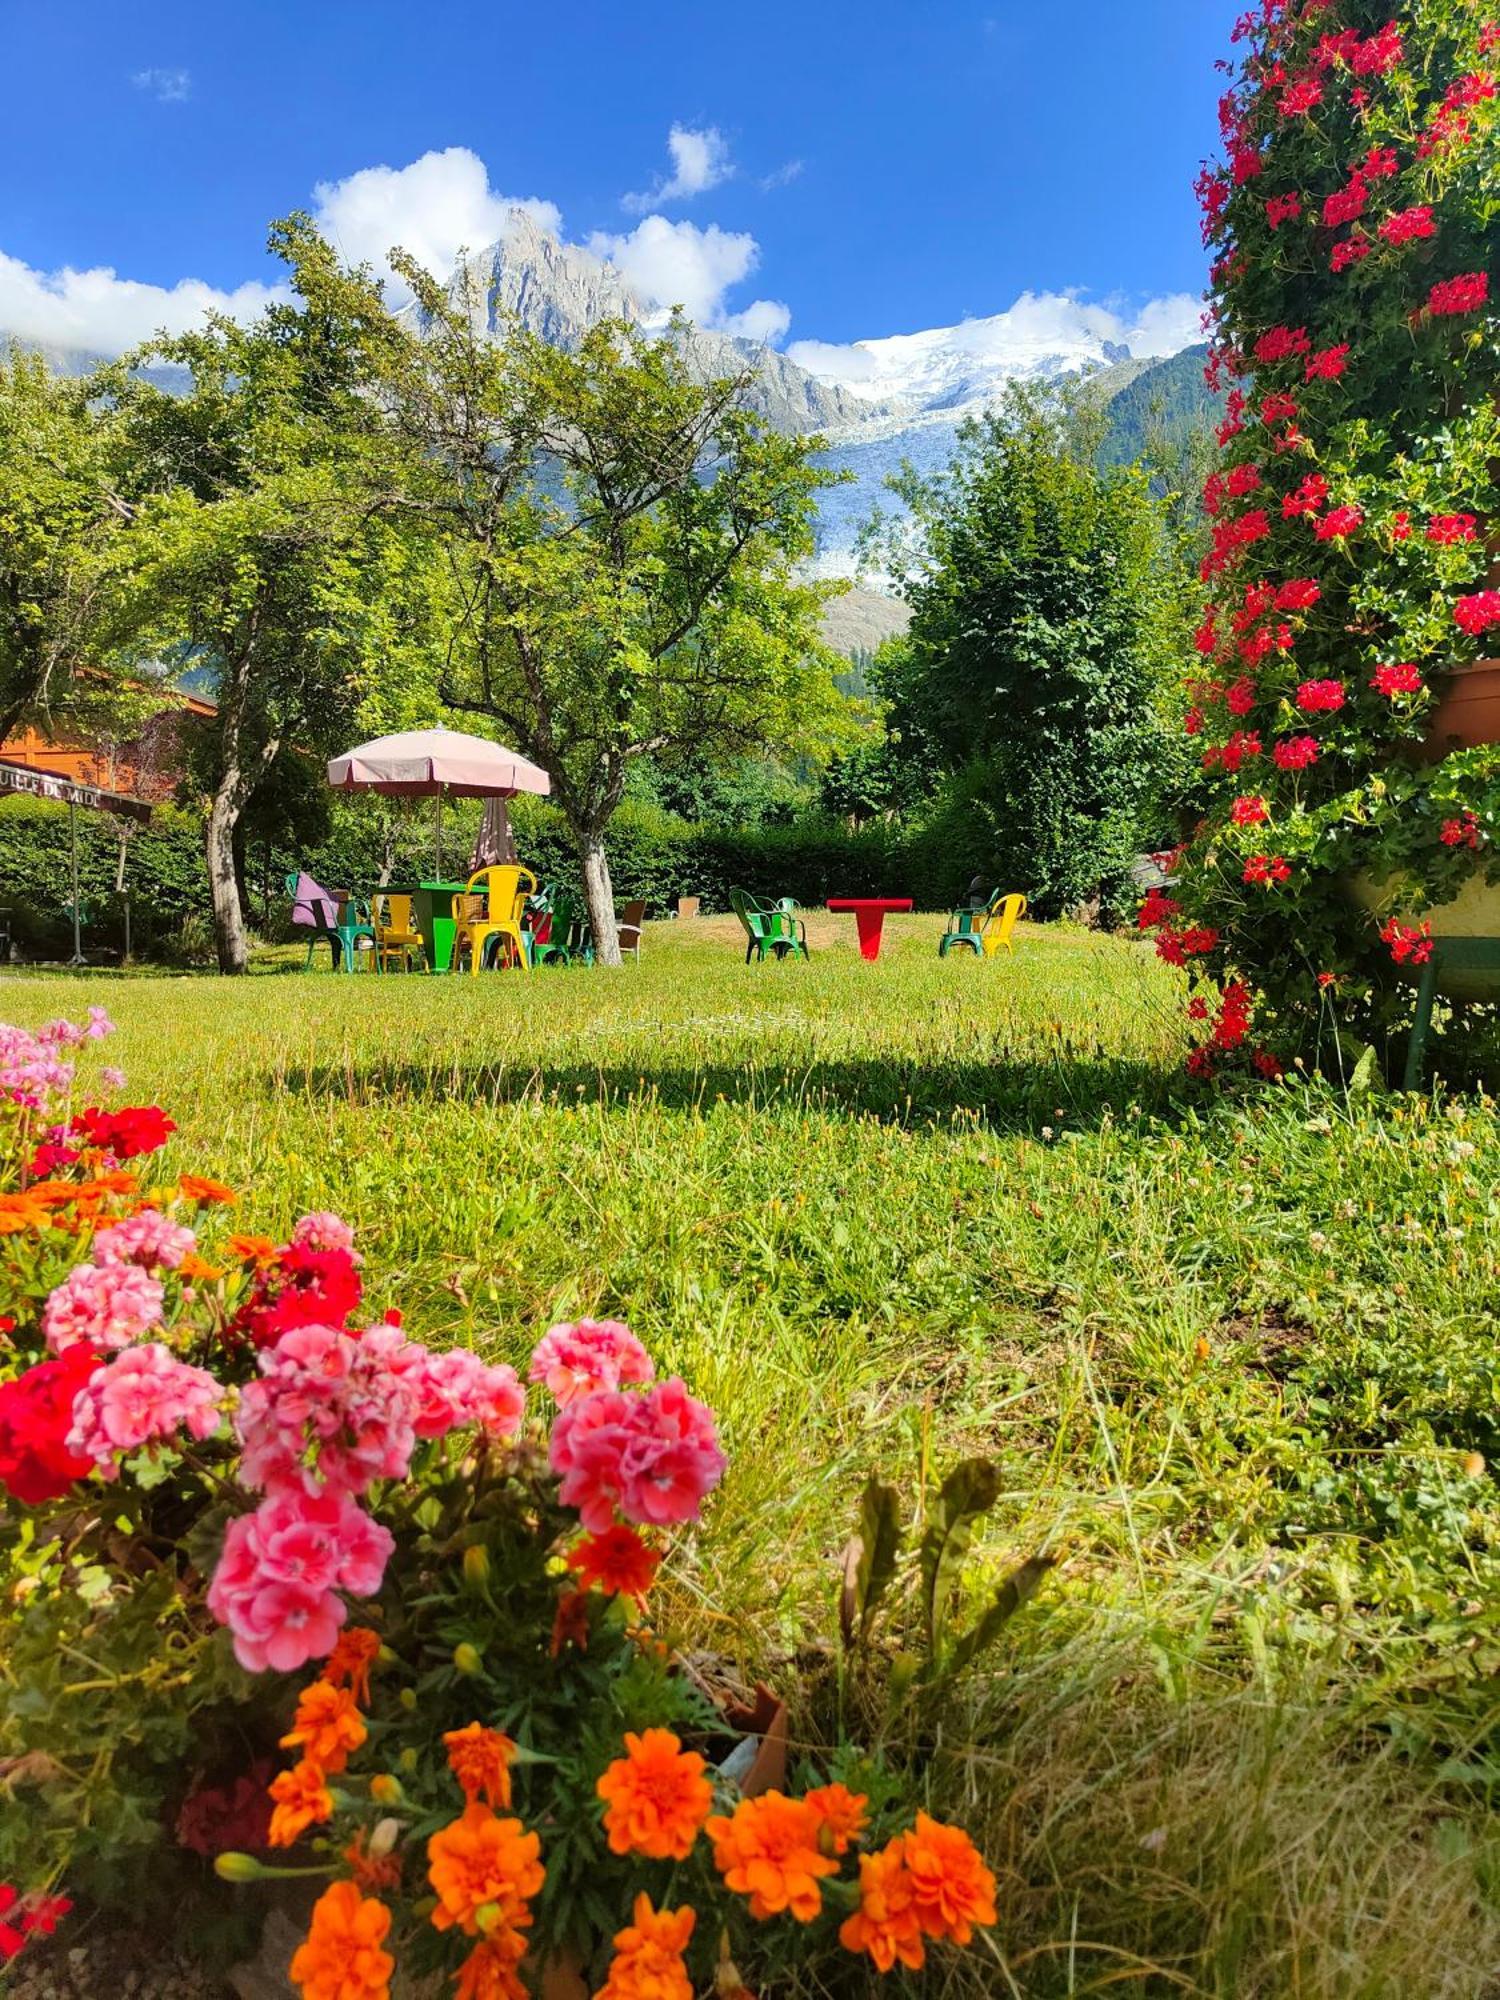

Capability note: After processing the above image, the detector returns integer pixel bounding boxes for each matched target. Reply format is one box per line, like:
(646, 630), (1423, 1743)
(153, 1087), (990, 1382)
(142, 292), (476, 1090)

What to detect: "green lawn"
(5, 913), (1499, 1996)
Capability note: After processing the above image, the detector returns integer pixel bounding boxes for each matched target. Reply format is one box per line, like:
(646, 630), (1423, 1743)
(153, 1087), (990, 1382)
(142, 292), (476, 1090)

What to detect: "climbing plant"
(1151, 0), (1500, 1079)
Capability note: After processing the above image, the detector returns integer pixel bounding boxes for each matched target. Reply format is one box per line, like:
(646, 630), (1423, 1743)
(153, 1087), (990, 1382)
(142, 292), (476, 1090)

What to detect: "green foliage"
(1174, 0), (1500, 1073)
(839, 1458), (1053, 1706)
(872, 383), (1191, 918)
(0, 796), (210, 957)
(0, 346), (144, 742)
(342, 238), (856, 960)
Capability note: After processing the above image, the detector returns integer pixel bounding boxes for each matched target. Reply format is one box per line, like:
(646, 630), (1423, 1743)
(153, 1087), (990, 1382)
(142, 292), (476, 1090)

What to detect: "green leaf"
(839, 1479), (904, 1649)
(1348, 1044), (1379, 1096)
(943, 1553), (1057, 1680)
(918, 1457), (1001, 1656)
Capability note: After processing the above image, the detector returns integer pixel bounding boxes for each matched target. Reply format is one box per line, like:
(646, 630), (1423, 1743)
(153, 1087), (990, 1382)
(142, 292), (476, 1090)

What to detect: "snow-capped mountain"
(787, 291), (1200, 430)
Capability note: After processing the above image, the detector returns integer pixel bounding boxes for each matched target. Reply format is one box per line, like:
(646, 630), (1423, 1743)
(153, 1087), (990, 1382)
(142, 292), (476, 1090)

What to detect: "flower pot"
(1418, 658), (1500, 760)
(1349, 866), (1500, 1002)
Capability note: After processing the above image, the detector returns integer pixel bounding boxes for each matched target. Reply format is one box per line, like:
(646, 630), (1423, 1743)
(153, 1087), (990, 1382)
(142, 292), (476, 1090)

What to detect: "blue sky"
(0, 0), (1235, 361)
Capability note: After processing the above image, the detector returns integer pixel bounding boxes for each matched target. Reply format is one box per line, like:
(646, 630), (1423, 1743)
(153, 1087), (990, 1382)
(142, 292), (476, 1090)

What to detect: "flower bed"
(1154, 0), (1500, 1078)
(0, 1014), (1015, 1997)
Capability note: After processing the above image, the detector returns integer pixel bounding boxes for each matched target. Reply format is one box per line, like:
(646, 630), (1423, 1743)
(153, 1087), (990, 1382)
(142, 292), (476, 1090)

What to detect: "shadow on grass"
(278, 1049), (1179, 1132)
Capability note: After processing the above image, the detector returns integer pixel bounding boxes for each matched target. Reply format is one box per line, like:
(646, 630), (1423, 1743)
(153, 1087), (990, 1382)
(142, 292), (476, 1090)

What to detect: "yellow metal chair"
(372, 892), (425, 972)
(977, 891), (1027, 957)
(452, 865), (538, 975)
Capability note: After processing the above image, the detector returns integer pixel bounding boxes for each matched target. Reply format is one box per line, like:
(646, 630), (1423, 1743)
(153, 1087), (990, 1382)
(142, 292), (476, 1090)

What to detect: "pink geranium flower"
(93, 1209), (197, 1271)
(43, 1263), (165, 1355)
(528, 1320), (655, 1406)
(67, 1343), (222, 1477)
(291, 1212), (360, 1258)
(407, 1348), (525, 1440)
(550, 1377), (724, 1532)
(207, 1488), (393, 1674)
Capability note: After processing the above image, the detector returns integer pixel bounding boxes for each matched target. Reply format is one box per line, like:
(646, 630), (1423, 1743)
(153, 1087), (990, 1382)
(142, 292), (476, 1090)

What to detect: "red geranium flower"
(1440, 813), (1482, 850)
(1265, 192), (1302, 229)
(1230, 795), (1269, 826)
(1254, 325), (1311, 363)
(1275, 578), (1321, 610)
(1331, 236), (1372, 272)
(1314, 504), (1363, 540)
(1243, 854), (1292, 887)
(1283, 473), (1328, 518)
(1273, 735), (1320, 770)
(1428, 273), (1489, 316)
(1279, 76), (1322, 116)
(1297, 679), (1346, 712)
(1322, 177), (1368, 228)
(1304, 344), (1349, 381)
(1370, 662), (1423, 697)
(1380, 917), (1433, 966)
(0, 1346), (102, 1505)
(1454, 591), (1500, 636)
(1379, 206), (1435, 245)
(1426, 514), (1476, 545)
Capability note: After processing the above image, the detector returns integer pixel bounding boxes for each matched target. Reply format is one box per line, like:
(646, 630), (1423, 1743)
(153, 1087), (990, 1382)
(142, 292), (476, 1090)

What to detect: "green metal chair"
(1403, 937), (1500, 1087)
(729, 887), (809, 963)
(532, 886), (594, 966)
(940, 888), (1025, 958)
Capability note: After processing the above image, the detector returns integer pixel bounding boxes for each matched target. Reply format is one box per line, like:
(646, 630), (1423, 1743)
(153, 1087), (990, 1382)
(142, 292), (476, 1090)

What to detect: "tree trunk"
(578, 829), (621, 966)
(206, 780), (249, 975)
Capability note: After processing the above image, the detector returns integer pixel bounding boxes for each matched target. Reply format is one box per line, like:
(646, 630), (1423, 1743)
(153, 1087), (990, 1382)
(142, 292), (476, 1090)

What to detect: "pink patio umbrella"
(327, 726), (550, 878)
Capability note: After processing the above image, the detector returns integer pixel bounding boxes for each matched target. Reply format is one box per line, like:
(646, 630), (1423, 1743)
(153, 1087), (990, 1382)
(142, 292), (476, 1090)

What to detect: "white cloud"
(311, 146), (560, 302)
(132, 67), (191, 102)
(759, 160), (804, 193)
(721, 298), (791, 343)
(588, 215), (759, 324)
(0, 251), (284, 357)
(622, 125), (732, 214)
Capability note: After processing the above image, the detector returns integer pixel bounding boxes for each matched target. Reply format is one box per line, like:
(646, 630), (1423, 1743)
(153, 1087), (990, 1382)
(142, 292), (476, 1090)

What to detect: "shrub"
(1165, 0), (1500, 1077)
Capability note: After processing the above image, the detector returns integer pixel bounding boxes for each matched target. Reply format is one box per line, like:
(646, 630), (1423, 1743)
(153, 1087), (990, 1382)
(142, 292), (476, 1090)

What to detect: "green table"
(388, 881), (470, 973)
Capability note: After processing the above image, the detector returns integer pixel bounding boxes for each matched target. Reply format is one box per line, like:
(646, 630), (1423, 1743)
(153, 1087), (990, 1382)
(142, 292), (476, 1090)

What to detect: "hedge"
(0, 790), (1015, 962)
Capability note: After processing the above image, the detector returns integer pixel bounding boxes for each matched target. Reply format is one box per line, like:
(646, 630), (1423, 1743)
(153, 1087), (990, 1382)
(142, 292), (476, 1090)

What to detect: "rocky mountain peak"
(424, 212), (889, 437)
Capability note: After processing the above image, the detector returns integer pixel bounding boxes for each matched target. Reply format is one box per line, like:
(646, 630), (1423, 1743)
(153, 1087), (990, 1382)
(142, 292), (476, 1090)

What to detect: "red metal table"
(826, 896), (913, 961)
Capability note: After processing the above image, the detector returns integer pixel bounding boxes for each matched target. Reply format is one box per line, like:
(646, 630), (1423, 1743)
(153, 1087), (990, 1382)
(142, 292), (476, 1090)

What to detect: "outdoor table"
(826, 896), (913, 961)
(387, 881), (470, 973)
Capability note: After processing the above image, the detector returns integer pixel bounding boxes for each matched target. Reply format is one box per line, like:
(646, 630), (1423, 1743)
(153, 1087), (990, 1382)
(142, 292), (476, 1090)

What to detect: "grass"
(6, 911), (1500, 1996)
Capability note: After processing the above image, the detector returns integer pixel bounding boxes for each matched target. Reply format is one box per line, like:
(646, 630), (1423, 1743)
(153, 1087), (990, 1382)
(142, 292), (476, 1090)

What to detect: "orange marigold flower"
(705, 1791), (837, 1922)
(281, 1681), (367, 1774)
(324, 1627), (381, 1705)
(839, 1838), (925, 1973)
(179, 1174), (238, 1205)
(228, 1233), (277, 1265)
(178, 1252), (226, 1281)
(902, 1812), (998, 1945)
(268, 1758), (334, 1848)
(343, 1830), (402, 1894)
(804, 1782), (869, 1856)
(597, 1893), (696, 2000)
(596, 1729), (712, 1862)
(288, 1880), (394, 2000)
(426, 1801), (545, 1939)
(454, 1930), (530, 2000)
(0, 1193), (49, 1234)
(565, 1525), (661, 1604)
(444, 1724), (517, 1808)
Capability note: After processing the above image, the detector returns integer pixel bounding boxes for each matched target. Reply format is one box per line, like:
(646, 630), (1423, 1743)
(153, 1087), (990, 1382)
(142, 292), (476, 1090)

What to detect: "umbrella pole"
(434, 790), (442, 879)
